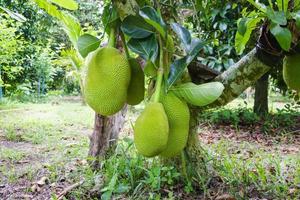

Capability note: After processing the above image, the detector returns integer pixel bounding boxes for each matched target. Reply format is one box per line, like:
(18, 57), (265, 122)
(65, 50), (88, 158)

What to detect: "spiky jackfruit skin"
(127, 58), (145, 105)
(84, 47), (130, 116)
(283, 54), (300, 92)
(134, 102), (169, 157)
(160, 92), (190, 158)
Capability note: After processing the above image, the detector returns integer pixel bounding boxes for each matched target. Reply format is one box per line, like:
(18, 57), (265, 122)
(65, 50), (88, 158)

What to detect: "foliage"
(199, 103), (300, 134)
(184, 0), (245, 71)
(0, 13), (26, 93)
(236, 0), (300, 54)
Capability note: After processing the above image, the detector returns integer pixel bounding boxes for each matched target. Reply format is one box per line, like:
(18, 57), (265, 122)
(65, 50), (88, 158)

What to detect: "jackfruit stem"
(108, 28), (116, 48)
(120, 31), (130, 59)
(153, 69), (163, 102)
(153, 35), (165, 103)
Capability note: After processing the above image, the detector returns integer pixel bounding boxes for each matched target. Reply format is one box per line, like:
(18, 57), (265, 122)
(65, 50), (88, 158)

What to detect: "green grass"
(0, 147), (26, 162)
(0, 97), (299, 199)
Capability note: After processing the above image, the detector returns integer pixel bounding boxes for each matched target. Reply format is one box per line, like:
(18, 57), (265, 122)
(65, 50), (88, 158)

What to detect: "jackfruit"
(127, 58), (145, 105)
(160, 92), (190, 158)
(134, 102), (169, 157)
(283, 54), (300, 92)
(84, 47), (131, 116)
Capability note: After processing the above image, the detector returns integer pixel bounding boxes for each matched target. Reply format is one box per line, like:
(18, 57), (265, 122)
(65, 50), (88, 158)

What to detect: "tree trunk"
(254, 72), (269, 115)
(88, 106), (127, 169)
(184, 108), (208, 183)
(185, 48), (274, 176)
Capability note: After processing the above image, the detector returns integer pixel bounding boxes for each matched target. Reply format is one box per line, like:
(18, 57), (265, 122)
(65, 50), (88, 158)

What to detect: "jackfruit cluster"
(133, 92), (190, 158)
(84, 47), (131, 116)
(283, 54), (300, 92)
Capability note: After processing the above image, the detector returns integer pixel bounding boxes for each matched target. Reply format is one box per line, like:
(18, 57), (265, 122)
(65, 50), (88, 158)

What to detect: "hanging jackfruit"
(283, 54), (300, 92)
(84, 47), (131, 116)
(134, 102), (169, 157)
(127, 58), (145, 105)
(160, 92), (190, 158)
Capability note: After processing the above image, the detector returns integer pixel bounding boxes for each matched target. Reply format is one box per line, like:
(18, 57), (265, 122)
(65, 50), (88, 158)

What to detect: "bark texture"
(184, 108), (208, 181)
(211, 48), (271, 107)
(254, 72), (269, 115)
(88, 106), (127, 168)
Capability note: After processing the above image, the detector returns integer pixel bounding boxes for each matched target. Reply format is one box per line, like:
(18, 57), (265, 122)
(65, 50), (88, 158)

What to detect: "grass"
(0, 97), (299, 199)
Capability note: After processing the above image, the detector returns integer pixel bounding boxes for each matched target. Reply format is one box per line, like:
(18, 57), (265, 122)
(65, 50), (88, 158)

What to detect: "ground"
(0, 96), (299, 199)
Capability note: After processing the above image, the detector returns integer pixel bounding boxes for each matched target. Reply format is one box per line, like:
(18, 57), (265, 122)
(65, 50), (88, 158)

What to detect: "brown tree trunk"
(254, 72), (269, 115)
(185, 48), (274, 175)
(88, 106), (127, 169)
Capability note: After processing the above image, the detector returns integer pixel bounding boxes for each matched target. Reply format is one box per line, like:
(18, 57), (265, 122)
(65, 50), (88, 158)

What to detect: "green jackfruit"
(127, 58), (145, 105)
(134, 102), (169, 157)
(283, 54), (300, 92)
(84, 47), (130, 116)
(160, 92), (190, 158)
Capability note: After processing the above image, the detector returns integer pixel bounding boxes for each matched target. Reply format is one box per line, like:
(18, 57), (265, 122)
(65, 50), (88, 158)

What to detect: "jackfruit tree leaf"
(167, 57), (188, 90)
(48, 0), (78, 10)
(0, 6), (27, 22)
(270, 23), (291, 51)
(171, 82), (225, 107)
(102, 5), (119, 34)
(166, 39), (204, 90)
(127, 35), (158, 62)
(139, 6), (167, 37)
(171, 23), (191, 53)
(77, 34), (100, 58)
(121, 15), (154, 38)
(187, 38), (204, 62)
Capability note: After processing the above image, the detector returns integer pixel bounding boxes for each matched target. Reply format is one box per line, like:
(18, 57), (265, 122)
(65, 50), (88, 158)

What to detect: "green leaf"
(167, 39), (204, 90)
(237, 18), (248, 35)
(292, 11), (300, 29)
(102, 5), (119, 34)
(187, 38), (204, 62)
(77, 34), (100, 58)
(276, 0), (288, 13)
(127, 35), (158, 62)
(171, 23), (191, 52)
(171, 23), (204, 55)
(171, 82), (225, 107)
(247, 0), (267, 12)
(266, 8), (286, 25)
(0, 6), (27, 22)
(121, 15), (154, 38)
(33, 0), (82, 47)
(139, 6), (167, 37)
(270, 23), (291, 51)
(48, 0), (78, 10)
(167, 57), (188, 90)
(235, 16), (262, 55)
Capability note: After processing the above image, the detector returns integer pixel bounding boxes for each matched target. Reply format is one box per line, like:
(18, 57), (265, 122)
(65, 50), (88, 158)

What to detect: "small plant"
(236, 0), (300, 54)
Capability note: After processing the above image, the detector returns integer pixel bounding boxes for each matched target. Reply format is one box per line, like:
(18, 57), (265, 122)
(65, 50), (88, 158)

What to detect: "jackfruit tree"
(33, 0), (300, 174)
